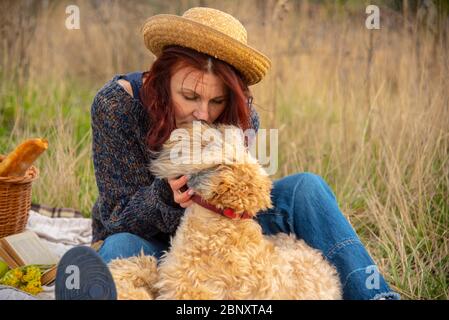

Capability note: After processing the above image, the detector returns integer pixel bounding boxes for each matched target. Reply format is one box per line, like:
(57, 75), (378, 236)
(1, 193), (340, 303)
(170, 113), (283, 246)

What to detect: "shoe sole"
(55, 246), (117, 300)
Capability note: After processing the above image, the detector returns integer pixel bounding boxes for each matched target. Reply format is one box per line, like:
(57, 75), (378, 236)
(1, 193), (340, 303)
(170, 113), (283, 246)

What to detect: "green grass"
(0, 78), (98, 217)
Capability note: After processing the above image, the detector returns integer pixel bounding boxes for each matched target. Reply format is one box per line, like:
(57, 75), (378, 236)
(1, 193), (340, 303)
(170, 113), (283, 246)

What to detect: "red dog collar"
(191, 194), (252, 219)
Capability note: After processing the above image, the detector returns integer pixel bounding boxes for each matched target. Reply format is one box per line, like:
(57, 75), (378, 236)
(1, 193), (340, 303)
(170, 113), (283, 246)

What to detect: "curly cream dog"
(108, 122), (342, 299)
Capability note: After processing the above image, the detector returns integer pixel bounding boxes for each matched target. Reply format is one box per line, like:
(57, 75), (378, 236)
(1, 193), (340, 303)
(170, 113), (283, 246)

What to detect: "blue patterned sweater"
(90, 73), (260, 243)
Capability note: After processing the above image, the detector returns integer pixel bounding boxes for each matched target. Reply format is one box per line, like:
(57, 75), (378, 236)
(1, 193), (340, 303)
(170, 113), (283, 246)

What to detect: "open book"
(0, 230), (59, 285)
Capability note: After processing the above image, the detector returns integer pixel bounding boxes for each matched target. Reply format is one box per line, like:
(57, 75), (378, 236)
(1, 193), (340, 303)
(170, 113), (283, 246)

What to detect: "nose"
(193, 102), (211, 123)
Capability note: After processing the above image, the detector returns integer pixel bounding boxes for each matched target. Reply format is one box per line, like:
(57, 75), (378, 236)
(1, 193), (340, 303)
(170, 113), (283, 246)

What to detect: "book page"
(3, 230), (58, 265)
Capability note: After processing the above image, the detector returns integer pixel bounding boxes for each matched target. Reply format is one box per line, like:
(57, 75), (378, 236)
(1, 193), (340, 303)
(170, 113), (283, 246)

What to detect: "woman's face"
(170, 66), (227, 126)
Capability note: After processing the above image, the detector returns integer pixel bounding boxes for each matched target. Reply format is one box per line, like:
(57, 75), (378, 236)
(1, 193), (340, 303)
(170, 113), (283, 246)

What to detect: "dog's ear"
(148, 146), (180, 181)
(200, 163), (273, 217)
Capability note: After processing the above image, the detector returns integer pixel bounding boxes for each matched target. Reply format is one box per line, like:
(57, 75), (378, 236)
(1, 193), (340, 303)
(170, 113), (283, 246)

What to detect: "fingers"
(179, 200), (194, 208)
(175, 189), (195, 208)
(175, 188), (195, 204)
(168, 175), (195, 207)
(168, 175), (188, 192)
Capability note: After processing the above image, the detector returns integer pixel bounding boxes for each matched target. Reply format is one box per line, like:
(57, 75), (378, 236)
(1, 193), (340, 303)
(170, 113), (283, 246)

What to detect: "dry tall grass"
(0, 0), (447, 299)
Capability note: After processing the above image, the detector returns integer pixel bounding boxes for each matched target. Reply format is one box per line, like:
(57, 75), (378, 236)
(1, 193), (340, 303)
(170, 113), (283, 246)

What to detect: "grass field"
(0, 0), (448, 299)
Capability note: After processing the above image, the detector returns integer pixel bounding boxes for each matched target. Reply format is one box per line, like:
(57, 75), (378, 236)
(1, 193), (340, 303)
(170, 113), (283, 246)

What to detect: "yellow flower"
(20, 279), (43, 295)
(22, 265), (41, 283)
(0, 265), (44, 295)
(11, 268), (24, 280)
(0, 269), (21, 287)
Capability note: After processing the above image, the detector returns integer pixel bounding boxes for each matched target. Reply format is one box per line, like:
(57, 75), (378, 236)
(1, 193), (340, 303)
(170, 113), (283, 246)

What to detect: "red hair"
(140, 45), (252, 152)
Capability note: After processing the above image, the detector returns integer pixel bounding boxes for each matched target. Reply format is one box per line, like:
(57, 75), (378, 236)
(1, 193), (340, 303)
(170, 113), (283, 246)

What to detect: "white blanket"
(26, 210), (92, 258)
(24, 210), (93, 300)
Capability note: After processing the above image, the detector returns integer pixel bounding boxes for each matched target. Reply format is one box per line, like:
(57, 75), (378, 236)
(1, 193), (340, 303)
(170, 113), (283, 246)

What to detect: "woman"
(55, 7), (399, 300)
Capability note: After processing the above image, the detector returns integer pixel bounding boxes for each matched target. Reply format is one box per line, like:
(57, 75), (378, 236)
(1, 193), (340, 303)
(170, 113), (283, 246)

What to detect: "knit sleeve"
(90, 86), (185, 239)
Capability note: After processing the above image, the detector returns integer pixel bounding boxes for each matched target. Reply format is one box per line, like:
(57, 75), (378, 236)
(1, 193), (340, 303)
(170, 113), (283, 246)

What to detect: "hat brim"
(141, 14), (271, 86)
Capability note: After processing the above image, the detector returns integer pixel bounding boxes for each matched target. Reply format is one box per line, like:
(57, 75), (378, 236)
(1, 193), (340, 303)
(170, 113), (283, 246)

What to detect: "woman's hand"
(168, 175), (195, 208)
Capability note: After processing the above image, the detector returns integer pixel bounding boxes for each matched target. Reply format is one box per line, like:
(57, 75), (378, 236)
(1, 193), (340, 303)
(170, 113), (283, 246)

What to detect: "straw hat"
(140, 7), (271, 86)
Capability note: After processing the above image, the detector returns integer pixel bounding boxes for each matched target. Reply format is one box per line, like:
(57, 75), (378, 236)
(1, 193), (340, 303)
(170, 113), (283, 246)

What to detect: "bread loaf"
(0, 138), (48, 177)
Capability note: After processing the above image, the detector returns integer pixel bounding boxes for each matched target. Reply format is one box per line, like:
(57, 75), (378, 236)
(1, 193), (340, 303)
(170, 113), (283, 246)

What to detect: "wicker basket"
(0, 155), (39, 238)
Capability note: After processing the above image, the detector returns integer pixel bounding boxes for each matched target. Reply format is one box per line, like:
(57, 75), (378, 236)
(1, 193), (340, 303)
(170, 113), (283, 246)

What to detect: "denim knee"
(102, 232), (141, 249)
(275, 171), (323, 192)
(292, 172), (334, 198)
(271, 172), (356, 247)
(272, 172), (335, 209)
(98, 232), (168, 264)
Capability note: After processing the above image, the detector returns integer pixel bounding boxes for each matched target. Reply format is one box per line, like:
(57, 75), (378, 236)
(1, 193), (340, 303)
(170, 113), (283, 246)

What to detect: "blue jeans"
(98, 172), (400, 300)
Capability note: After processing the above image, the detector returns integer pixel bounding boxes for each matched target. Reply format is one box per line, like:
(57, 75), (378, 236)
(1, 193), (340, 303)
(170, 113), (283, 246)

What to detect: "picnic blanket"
(0, 204), (93, 300)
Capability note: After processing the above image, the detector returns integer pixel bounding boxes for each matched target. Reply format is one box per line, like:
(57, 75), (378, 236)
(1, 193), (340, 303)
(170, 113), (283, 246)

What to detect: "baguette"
(0, 138), (48, 177)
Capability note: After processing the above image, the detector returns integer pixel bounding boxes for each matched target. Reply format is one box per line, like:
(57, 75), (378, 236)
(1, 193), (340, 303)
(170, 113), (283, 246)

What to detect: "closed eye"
(184, 95), (198, 101)
(184, 95), (225, 104)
